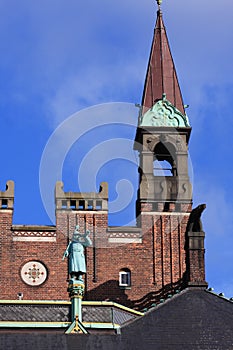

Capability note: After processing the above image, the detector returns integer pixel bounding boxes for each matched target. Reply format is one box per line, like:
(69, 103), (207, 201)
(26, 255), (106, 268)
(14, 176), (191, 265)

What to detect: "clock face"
(20, 261), (47, 286)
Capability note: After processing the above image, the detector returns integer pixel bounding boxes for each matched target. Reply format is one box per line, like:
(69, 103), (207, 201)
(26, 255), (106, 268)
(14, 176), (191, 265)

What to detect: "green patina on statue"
(63, 225), (92, 282)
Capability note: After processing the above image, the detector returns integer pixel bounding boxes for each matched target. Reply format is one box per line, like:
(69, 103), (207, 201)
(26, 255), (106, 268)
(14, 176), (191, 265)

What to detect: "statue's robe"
(68, 241), (86, 274)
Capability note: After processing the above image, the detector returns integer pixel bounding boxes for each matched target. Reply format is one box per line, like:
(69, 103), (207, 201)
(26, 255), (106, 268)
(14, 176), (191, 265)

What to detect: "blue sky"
(1, 0), (233, 296)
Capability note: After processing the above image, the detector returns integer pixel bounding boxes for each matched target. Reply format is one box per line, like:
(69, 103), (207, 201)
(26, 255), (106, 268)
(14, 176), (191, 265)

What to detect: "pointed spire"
(141, 5), (185, 115)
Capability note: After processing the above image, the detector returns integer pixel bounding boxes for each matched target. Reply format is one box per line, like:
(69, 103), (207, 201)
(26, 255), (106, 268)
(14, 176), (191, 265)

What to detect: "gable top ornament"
(139, 94), (190, 128)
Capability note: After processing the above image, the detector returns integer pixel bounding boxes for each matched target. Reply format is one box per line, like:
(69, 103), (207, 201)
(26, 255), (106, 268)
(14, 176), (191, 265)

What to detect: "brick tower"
(0, 3), (207, 308)
(83, 4), (208, 307)
(133, 5), (207, 297)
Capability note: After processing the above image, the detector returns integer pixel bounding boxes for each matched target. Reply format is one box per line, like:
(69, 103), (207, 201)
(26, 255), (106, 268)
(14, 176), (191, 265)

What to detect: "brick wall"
(0, 186), (206, 308)
(84, 208), (191, 308)
(0, 208), (68, 300)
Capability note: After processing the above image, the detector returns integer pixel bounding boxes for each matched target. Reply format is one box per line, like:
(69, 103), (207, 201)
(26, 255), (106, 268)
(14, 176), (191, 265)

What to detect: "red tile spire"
(141, 8), (185, 115)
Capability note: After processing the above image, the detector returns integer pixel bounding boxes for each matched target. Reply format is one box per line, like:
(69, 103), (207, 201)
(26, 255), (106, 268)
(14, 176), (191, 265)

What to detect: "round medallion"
(21, 261), (47, 286)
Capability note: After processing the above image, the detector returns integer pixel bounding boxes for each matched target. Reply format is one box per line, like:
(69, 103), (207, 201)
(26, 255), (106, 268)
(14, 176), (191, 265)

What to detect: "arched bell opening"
(153, 142), (177, 177)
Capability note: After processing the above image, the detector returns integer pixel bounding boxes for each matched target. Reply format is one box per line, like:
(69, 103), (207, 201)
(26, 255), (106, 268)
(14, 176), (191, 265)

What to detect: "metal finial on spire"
(157, 0), (162, 9)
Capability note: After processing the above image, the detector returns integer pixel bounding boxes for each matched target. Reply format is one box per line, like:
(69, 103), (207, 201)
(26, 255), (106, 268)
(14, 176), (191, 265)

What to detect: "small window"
(61, 200), (67, 209)
(1, 199), (8, 208)
(88, 201), (93, 210)
(78, 200), (85, 210)
(96, 200), (102, 210)
(175, 203), (181, 212)
(164, 202), (170, 212)
(119, 269), (131, 287)
(152, 202), (158, 211)
(70, 200), (76, 209)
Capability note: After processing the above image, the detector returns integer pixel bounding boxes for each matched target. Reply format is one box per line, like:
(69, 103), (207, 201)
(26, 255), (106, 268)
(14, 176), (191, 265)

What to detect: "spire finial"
(156, 0), (162, 9)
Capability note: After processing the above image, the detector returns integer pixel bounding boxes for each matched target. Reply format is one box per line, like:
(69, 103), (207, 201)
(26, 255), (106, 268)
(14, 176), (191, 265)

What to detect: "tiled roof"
(83, 306), (137, 324)
(0, 301), (140, 325)
(0, 288), (233, 349)
(120, 288), (233, 349)
(0, 303), (70, 322)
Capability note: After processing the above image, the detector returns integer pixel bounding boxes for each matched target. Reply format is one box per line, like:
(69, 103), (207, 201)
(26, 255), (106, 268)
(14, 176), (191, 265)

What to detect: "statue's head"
(72, 225), (83, 242)
(73, 233), (80, 241)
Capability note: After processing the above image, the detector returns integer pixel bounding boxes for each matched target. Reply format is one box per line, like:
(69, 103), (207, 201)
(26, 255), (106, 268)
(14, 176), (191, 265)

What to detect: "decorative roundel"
(21, 261), (47, 286)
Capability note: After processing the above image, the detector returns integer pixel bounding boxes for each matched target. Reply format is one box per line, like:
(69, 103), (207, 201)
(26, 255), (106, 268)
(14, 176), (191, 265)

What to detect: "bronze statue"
(63, 225), (92, 282)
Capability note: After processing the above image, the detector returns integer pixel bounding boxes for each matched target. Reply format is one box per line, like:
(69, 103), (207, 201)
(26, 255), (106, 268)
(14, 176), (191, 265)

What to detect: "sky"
(1, 0), (233, 296)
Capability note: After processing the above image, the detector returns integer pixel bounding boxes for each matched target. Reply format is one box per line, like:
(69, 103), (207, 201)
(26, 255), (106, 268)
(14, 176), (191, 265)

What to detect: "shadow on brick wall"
(85, 278), (185, 311)
(131, 278), (185, 310)
(85, 280), (131, 306)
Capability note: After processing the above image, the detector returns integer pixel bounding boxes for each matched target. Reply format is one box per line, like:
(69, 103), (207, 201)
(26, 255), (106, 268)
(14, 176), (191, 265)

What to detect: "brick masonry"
(0, 182), (207, 309)
(0, 8), (208, 308)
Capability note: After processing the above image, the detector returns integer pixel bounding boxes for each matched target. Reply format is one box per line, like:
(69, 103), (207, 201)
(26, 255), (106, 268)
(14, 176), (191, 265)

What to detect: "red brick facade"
(0, 9), (207, 309)
(0, 180), (206, 309)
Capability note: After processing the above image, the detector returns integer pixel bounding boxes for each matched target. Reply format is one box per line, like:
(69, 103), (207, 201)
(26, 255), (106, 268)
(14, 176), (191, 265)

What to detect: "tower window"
(61, 200), (67, 209)
(70, 200), (76, 209)
(153, 141), (177, 176)
(119, 269), (131, 287)
(1, 199), (8, 208)
(164, 202), (170, 212)
(96, 200), (102, 210)
(88, 200), (93, 210)
(78, 200), (85, 210)
(153, 159), (173, 176)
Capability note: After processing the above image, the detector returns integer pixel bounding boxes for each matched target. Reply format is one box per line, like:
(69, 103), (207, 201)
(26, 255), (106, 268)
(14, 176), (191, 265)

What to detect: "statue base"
(68, 279), (85, 298)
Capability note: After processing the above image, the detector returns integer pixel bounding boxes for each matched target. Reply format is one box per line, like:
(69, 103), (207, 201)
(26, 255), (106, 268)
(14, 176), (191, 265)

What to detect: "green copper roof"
(139, 94), (190, 128)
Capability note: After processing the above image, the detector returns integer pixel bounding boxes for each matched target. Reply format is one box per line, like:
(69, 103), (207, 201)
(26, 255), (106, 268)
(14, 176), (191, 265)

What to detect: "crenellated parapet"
(0, 180), (14, 209)
(55, 181), (108, 211)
